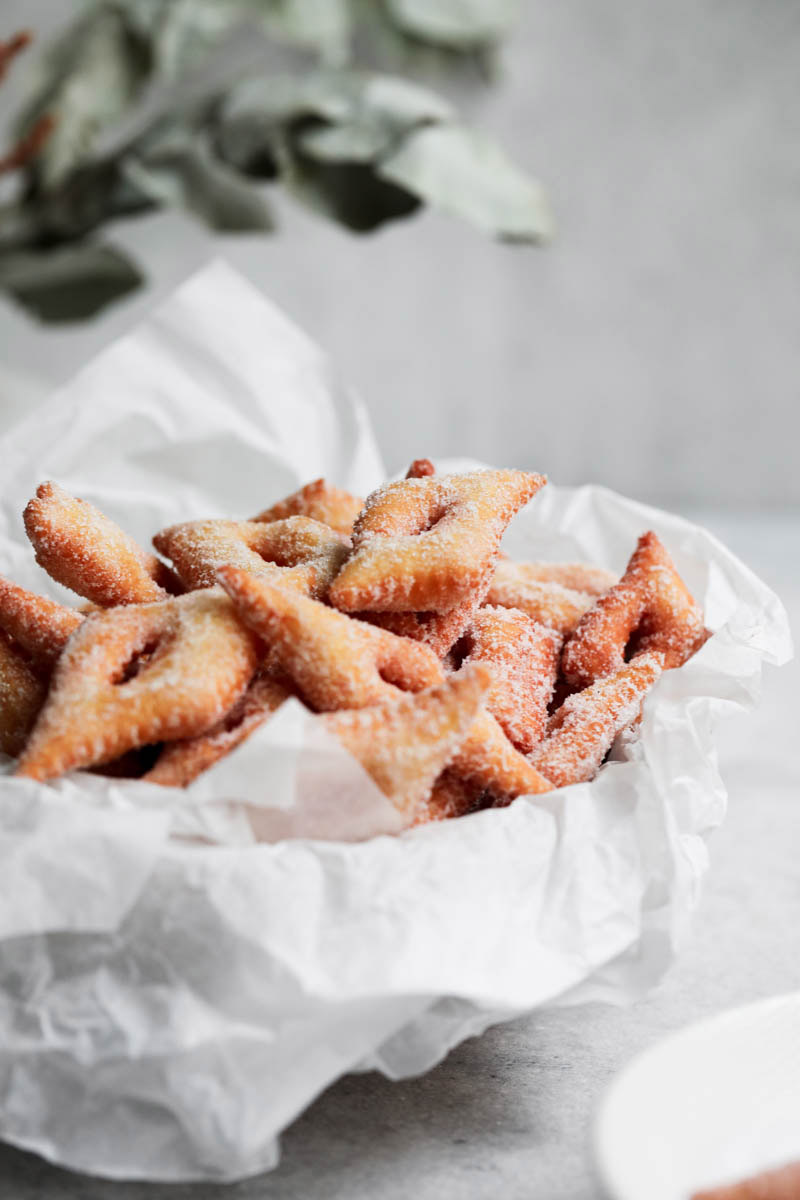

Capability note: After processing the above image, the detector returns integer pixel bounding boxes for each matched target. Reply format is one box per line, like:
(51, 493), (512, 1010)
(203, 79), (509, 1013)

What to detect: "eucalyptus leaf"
(348, 0), (500, 80)
(0, 243), (144, 322)
(384, 0), (517, 47)
(286, 155), (420, 231)
(122, 125), (273, 232)
(218, 70), (452, 169)
(378, 123), (553, 241)
(120, 0), (351, 76)
(14, 7), (152, 193)
(215, 74), (354, 176)
(294, 73), (453, 161)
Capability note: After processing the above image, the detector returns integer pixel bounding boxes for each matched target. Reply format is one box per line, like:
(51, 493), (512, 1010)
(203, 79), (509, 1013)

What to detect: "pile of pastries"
(0, 461), (708, 825)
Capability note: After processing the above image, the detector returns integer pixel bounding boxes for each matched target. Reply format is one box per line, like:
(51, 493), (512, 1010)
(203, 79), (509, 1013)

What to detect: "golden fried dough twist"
(562, 531), (706, 687)
(23, 481), (174, 606)
(218, 565), (549, 804)
(357, 581), (494, 658)
(0, 631), (47, 757)
(143, 668), (292, 787)
(530, 651), (663, 786)
(252, 479), (364, 536)
(493, 558), (617, 597)
(456, 606), (561, 754)
(452, 711), (553, 801)
(329, 469), (546, 615)
(484, 567), (596, 637)
(322, 663), (492, 818)
(0, 575), (83, 671)
(154, 516), (349, 596)
(15, 589), (260, 781)
(217, 567), (443, 710)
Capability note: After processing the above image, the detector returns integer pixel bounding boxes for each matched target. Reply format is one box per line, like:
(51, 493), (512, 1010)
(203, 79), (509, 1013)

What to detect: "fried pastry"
(357, 573), (494, 657)
(0, 631), (47, 757)
(452, 710), (553, 802)
(405, 458), (435, 479)
(484, 568), (595, 636)
(329, 469), (546, 614)
(562, 531), (706, 687)
(217, 567), (443, 710)
(456, 606), (561, 753)
(15, 589), (260, 782)
(143, 668), (292, 787)
(3, 463), (708, 816)
(493, 559), (617, 598)
(252, 478), (363, 536)
(23, 481), (173, 606)
(691, 1160), (800, 1200)
(421, 768), (487, 823)
(531, 651), (663, 786)
(322, 662), (492, 818)
(154, 516), (349, 596)
(0, 575), (83, 671)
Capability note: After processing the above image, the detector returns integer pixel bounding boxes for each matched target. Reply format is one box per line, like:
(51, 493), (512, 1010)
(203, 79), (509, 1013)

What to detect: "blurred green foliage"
(0, 0), (552, 321)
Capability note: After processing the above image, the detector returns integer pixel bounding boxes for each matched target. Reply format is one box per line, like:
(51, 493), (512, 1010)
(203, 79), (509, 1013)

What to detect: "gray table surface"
(0, 513), (797, 1200)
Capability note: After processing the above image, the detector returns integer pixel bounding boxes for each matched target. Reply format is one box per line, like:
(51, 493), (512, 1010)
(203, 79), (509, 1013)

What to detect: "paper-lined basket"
(0, 263), (790, 1181)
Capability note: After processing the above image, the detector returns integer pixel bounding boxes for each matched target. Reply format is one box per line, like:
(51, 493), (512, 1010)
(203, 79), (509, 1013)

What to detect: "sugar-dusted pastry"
(23, 481), (175, 606)
(0, 631), (46, 757)
(217, 567), (443, 710)
(493, 558), (617, 598)
(456, 606), (561, 753)
(154, 516), (349, 596)
(355, 580), (494, 658)
(562, 531), (706, 687)
(329, 469), (546, 615)
(421, 768), (486, 823)
(322, 663), (492, 818)
(452, 710), (553, 801)
(0, 575), (83, 671)
(144, 668), (292, 787)
(485, 568), (595, 636)
(531, 651), (664, 786)
(15, 589), (260, 782)
(253, 479), (364, 537)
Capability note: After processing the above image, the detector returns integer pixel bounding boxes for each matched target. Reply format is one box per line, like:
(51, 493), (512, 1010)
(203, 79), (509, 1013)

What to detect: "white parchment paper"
(0, 262), (791, 1181)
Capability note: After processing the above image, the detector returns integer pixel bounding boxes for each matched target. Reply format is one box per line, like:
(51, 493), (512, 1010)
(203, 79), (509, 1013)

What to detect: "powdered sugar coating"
(531, 652), (663, 786)
(458, 606), (561, 754)
(5, 463), (708, 811)
(330, 469), (546, 614)
(484, 570), (595, 636)
(154, 516), (350, 597)
(217, 567), (444, 711)
(451, 709), (553, 801)
(24, 481), (170, 606)
(323, 663), (492, 817)
(0, 575), (83, 671)
(494, 558), (618, 598)
(252, 479), (364, 537)
(358, 560), (496, 656)
(0, 630), (46, 756)
(144, 668), (292, 787)
(15, 589), (260, 781)
(562, 531), (706, 688)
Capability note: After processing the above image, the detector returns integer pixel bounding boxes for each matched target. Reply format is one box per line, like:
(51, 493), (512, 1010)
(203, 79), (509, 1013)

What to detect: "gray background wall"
(1, 0), (799, 508)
